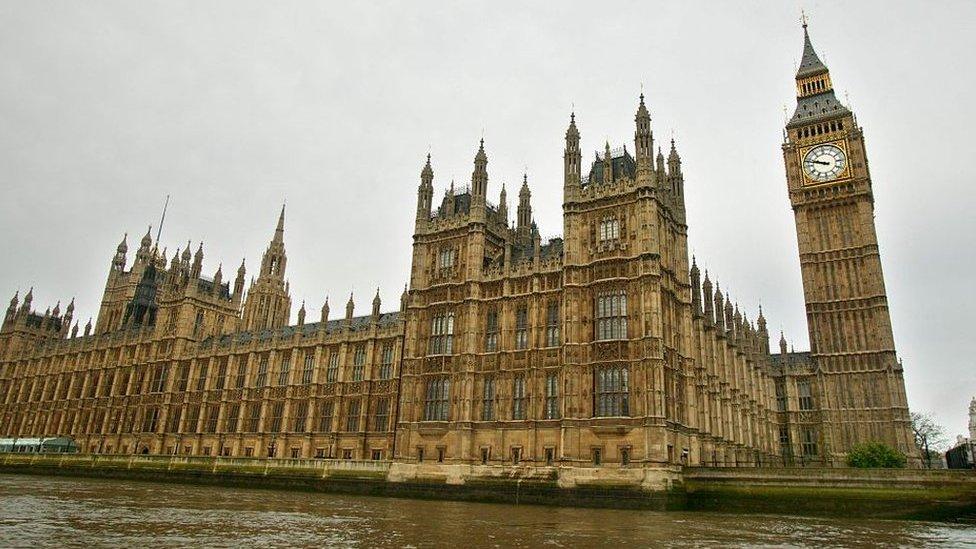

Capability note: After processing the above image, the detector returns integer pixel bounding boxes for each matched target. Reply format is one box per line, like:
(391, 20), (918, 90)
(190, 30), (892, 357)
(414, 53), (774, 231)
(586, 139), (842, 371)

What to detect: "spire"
(797, 16), (828, 79)
(274, 203), (285, 244)
(780, 331), (788, 355)
(498, 183), (508, 223)
(52, 301), (61, 317)
(71, 322), (79, 338)
(702, 270), (713, 325)
(417, 154), (434, 223)
(140, 225), (152, 250)
(564, 110), (582, 198)
(297, 301), (306, 326)
(372, 287), (381, 319)
(690, 257), (702, 318)
(233, 258), (246, 297)
(713, 282), (725, 332)
(345, 292), (355, 321)
(635, 92), (653, 172)
(213, 263), (223, 293)
(84, 317), (92, 336)
(400, 284), (408, 312)
(20, 287), (33, 314)
(517, 174), (532, 235)
(472, 139), (488, 198)
(191, 242), (204, 278)
(320, 296), (330, 323)
(113, 233), (128, 271)
(788, 17), (849, 127)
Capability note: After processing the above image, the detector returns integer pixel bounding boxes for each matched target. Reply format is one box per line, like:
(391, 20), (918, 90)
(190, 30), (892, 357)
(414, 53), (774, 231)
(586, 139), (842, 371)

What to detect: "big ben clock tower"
(782, 20), (917, 464)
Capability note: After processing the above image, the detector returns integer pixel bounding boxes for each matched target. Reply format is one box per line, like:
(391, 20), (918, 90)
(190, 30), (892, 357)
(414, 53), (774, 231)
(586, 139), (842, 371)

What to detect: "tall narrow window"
(267, 402), (284, 433)
(205, 404), (219, 433)
(327, 352), (339, 383)
(345, 399), (361, 432)
(292, 401), (309, 432)
(193, 311), (205, 336)
(301, 351), (315, 385)
(185, 405), (201, 433)
(595, 292), (628, 340)
(166, 407), (182, 433)
(512, 374), (527, 420)
(196, 363), (209, 391)
(424, 377), (450, 421)
(234, 356), (247, 389)
(151, 364), (168, 393)
(798, 380), (814, 411)
(256, 355), (269, 387)
(373, 398), (390, 431)
(514, 307), (528, 350)
(801, 428), (818, 457)
(246, 402), (261, 432)
(215, 360), (227, 391)
(545, 301), (560, 347)
(482, 377), (495, 421)
(317, 400), (334, 432)
(224, 404), (239, 432)
(429, 312), (455, 355)
(379, 343), (393, 380)
(595, 366), (629, 417)
(485, 310), (499, 352)
(352, 346), (366, 381)
(277, 354), (291, 386)
(545, 373), (559, 420)
(775, 380), (787, 411)
(177, 362), (190, 392)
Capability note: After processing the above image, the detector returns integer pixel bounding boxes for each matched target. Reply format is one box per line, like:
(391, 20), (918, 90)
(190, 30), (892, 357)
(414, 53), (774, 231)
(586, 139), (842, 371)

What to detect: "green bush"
(846, 442), (907, 468)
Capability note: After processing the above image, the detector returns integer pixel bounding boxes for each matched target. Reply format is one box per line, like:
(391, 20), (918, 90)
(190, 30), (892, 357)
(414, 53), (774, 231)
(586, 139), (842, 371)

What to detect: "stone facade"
(0, 25), (916, 467)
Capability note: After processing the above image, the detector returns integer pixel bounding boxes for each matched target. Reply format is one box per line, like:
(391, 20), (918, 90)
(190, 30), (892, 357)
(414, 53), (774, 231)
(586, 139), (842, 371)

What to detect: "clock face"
(803, 144), (847, 182)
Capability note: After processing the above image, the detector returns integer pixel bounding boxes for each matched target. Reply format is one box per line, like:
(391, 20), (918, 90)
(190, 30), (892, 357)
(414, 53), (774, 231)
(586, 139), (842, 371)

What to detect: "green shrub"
(846, 442), (907, 468)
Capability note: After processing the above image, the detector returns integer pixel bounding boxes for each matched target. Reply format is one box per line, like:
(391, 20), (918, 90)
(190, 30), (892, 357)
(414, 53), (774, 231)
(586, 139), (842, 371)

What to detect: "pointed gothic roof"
(797, 24), (828, 78)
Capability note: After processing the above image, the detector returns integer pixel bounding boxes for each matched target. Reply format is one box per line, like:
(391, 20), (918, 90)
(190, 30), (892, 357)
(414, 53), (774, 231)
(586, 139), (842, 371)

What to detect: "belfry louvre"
(0, 25), (916, 468)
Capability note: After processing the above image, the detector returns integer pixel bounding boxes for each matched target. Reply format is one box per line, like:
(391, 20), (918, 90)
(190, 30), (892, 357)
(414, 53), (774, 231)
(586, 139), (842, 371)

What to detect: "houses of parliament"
(0, 24), (917, 468)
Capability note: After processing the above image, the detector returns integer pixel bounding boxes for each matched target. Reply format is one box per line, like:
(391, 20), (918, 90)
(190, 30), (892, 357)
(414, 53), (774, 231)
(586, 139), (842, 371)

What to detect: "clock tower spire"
(782, 19), (917, 466)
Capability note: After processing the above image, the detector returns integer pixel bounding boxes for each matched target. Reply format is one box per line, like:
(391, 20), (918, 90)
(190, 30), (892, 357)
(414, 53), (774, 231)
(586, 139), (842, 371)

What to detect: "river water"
(0, 474), (973, 548)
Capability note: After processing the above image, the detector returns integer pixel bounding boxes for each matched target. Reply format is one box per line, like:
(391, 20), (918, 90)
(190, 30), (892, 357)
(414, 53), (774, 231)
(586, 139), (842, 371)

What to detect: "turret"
(702, 271), (714, 325)
(667, 139), (684, 201)
(471, 139), (488, 200)
(779, 332), (788, 356)
(19, 287), (33, 315)
(136, 226), (153, 265)
(498, 184), (508, 225)
(5, 291), (18, 322)
(757, 306), (770, 354)
(84, 318), (92, 337)
(517, 174), (532, 241)
(724, 297), (735, 337)
(603, 142), (613, 184)
(634, 94), (653, 182)
(320, 297), (330, 323)
(655, 147), (666, 183)
(234, 259), (246, 298)
(417, 154), (434, 224)
(212, 264), (223, 296)
(713, 283), (725, 332)
(112, 234), (128, 272)
(690, 258), (702, 318)
(564, 112), (581, 201)
(372, 288), (381, 320)
(345, 293), (355, 323)
(297, 301), (306, 326)
(191, 242), (204, 279)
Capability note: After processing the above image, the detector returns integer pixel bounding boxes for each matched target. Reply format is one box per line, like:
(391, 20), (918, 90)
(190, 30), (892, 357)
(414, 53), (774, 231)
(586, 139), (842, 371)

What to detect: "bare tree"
(911, 411), (949, 468)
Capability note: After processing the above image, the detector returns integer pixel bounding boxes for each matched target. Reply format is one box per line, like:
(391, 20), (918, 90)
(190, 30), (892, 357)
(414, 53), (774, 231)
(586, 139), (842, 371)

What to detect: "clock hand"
(811, 160), (830, 165)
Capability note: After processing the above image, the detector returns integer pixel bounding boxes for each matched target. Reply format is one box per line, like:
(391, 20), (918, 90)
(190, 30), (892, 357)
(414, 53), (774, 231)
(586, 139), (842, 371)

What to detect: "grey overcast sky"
(1, 1), (973, 440)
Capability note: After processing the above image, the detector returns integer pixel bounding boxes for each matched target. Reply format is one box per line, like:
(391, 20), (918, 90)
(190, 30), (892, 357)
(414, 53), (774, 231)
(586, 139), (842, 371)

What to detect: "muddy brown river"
(0, 474), (973, 547)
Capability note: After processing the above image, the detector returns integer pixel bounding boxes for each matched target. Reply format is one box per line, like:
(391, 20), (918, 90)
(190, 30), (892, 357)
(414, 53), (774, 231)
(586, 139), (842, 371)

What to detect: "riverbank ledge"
(2, 454), (974, 521)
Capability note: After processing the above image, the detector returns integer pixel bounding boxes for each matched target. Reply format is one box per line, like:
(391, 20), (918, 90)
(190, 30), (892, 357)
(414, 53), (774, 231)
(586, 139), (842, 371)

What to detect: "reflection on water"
(0, 474), (973, 548)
